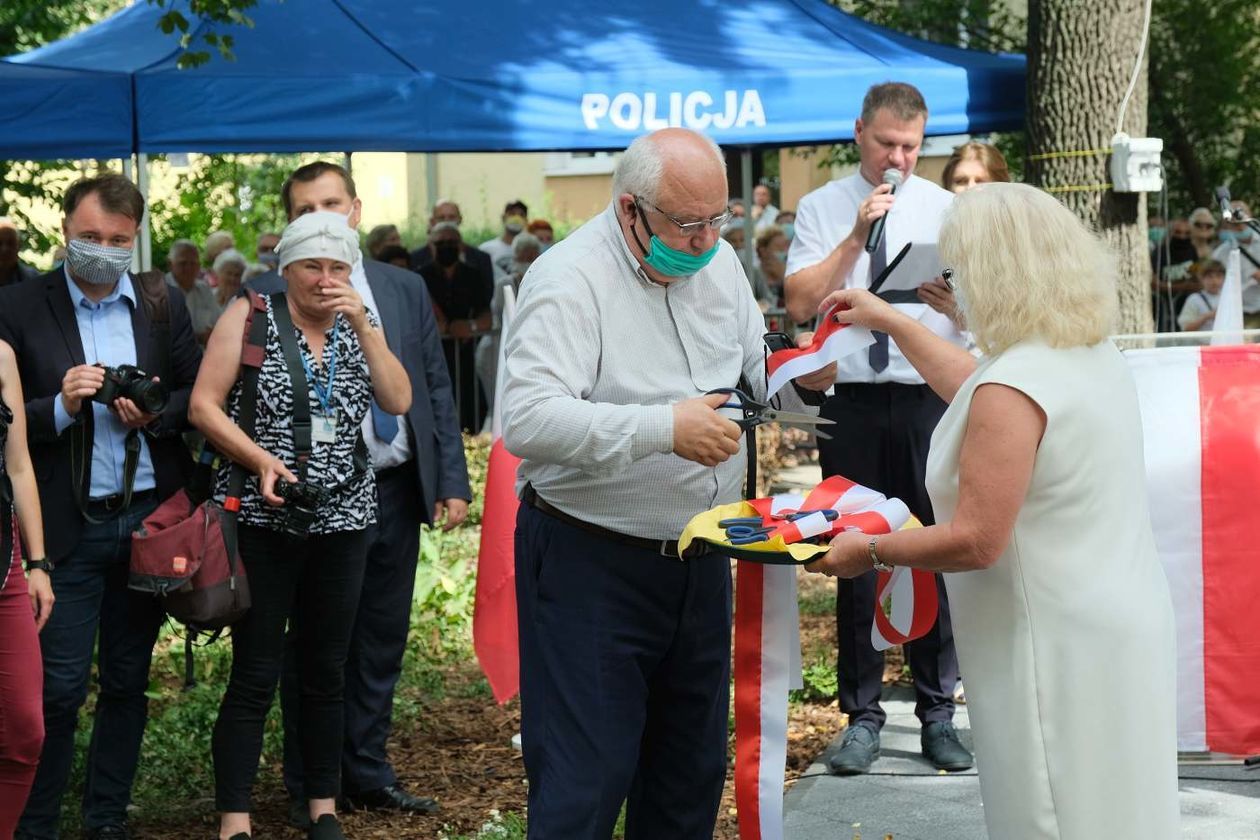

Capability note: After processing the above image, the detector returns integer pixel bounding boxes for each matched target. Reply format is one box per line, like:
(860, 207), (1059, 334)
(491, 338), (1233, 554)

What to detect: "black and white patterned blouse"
(215, 295), (377, 534)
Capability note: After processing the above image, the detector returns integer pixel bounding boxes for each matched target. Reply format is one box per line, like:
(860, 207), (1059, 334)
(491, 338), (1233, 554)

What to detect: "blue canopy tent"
(4, 0), (1025, 156)
(0, 61), (132, 160)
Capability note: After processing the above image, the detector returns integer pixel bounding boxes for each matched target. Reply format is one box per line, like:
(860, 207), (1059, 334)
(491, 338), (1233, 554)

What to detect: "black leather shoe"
(308, 814), (347, 840)
(921, 720), (974, 771)
(226, 834), (251, 840)
(343, 783), (440, 814)
(826, 722), (880, 775)
(83, 826), (131, 840)
(289, 795), (313, 829)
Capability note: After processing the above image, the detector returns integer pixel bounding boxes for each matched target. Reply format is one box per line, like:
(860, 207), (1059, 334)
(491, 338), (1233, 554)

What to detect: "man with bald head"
(502, 128), (834, 839)
(408, 200), (496, 288)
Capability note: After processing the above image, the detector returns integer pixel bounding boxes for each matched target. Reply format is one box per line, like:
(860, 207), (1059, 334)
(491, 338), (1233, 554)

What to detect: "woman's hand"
(805, 530), (875, 579)
(791, 330), (838, 391)
(256, 454), (299, 506)
(27, 570), (53, 631)
(818, 288), (903, 333)
(320, 281), (370, 333)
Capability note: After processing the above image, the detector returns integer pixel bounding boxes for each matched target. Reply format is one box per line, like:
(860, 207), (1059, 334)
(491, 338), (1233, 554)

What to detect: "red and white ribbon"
(764, 305), (874, 399)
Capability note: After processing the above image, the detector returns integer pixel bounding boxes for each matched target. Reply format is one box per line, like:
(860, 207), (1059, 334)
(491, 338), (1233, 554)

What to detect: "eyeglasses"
(635, 196), (732, 236)
(1193, 222), (1215, 229)
(941, 268), (957, 291)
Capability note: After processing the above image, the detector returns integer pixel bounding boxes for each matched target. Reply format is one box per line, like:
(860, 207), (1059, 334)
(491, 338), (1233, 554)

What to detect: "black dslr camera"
(275, 479), (329, 536)
(92, 364), (169, 414)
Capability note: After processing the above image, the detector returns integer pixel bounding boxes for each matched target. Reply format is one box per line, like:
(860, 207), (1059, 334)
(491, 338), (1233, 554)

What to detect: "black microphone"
(1216, 185), (1234, 222)
(864, 169), (903, 254)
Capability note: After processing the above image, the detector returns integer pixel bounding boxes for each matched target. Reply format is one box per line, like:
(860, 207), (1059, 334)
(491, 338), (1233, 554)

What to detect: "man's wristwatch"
(25, 557), (53, 574)
(867, 537), (893, 572)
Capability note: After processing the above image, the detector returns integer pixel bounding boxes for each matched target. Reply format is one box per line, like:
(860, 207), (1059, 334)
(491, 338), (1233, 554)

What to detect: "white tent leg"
(741, 148), (755, 272)
(137, 152), (152, 271)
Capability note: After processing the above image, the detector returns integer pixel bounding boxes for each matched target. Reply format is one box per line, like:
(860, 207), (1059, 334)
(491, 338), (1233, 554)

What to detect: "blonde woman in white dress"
(806, 182), (1180, 839)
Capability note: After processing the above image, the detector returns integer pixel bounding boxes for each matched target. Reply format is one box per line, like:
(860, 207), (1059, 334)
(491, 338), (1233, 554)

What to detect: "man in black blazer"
(0, 174), (201, 840)
(249, 162), (470, 822)
(409, 200), (496, 288)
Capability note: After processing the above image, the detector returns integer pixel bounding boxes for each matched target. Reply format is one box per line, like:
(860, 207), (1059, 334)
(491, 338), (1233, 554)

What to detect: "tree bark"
(1026, 0), (1152, 334)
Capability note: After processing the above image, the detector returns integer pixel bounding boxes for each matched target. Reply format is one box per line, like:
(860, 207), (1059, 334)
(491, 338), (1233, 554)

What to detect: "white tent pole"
(426, 152), (439, 217)
(137, 152), (152, 271)
(741, 148), (755, 271)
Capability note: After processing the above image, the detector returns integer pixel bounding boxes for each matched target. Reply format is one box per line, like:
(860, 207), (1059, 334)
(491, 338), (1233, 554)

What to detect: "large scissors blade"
(760, 409), (835, 426)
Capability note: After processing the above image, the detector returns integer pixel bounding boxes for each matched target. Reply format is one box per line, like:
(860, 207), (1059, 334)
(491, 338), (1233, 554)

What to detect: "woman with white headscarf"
(190, 212), (410, 840)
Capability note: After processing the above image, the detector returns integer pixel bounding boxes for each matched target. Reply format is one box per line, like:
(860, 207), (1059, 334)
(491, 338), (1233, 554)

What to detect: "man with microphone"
(785, 81), (972, 776)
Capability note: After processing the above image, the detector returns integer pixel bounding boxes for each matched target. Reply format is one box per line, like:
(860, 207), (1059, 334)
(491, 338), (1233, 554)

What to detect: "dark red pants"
(0, 535), (44, 837)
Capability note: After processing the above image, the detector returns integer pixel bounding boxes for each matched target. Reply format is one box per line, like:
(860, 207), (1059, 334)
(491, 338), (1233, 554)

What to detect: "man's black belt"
(521, 484), (685, 559)
(85, 488), (156, 517)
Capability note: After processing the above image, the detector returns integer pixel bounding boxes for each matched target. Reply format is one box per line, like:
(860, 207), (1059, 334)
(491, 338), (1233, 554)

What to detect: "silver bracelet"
(868, 536), (893, 572)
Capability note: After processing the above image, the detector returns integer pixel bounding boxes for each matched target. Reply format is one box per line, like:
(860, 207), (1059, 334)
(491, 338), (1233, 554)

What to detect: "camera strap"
(268, 292), (314, 486)
(69, 414), (146, 527)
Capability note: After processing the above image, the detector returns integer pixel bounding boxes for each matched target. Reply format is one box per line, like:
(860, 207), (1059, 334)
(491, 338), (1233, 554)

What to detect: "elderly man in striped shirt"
(501, 127), (834, 840)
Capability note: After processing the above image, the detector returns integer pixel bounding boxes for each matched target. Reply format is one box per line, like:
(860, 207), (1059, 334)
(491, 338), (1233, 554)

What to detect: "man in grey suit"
(249, 161), (471, 822)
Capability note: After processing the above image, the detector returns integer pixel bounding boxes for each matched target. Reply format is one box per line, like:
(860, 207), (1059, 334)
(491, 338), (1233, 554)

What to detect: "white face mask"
(65, 239), (132, 286)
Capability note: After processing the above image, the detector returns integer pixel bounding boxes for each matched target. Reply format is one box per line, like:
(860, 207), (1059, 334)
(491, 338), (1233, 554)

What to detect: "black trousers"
(819, 383), (959, 730)
(516, 504), (731, 840)
(212, 525), (368, 812)
(281, 465), (423, 797)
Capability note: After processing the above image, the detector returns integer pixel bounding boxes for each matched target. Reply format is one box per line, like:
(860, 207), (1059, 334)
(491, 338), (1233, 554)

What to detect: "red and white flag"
(764, 305), (873, 399)
(734, 476), (930, 840)
(473, 287), (522, 704)
(1129, 344), (1260, 755)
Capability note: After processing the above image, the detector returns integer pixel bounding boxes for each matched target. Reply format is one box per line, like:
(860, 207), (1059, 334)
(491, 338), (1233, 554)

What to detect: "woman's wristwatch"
(25, 557), (53, 574)
(867, 537), (893, 572)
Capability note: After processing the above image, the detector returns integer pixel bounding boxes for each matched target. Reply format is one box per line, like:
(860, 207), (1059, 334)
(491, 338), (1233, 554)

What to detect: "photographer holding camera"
(0, 173), (202, 840)
(189, 211), (410, 840)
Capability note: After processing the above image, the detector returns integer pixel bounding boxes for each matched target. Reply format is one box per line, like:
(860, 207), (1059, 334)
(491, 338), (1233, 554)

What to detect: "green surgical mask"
(631, 200), (719, 277)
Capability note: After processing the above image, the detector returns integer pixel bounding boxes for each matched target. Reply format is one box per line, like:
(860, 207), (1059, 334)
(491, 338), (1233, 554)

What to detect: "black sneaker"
(826, 722), (880, 775)
(308, 814), (347, 840)
(342, 783), (440, 814)
(921, 720), (974, 771)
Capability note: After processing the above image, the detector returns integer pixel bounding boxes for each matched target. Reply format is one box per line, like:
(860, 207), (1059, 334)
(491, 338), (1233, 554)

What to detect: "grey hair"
(212, 248), (248, 273)
(167, 238), (198, 260)
(512, 232), (542, 258)
(612, 131), (726, 204)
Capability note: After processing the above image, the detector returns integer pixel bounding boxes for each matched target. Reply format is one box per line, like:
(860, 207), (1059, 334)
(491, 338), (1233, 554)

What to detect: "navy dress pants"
(515, 503), (731, 840)
(819, 383), (959, 730)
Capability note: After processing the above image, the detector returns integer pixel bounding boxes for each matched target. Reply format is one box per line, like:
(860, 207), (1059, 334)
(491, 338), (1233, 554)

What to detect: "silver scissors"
(707, 387), (835, 440)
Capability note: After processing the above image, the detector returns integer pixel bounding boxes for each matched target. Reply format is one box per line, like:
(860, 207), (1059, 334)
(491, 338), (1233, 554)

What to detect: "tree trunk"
(1026, 0), (1152, 334)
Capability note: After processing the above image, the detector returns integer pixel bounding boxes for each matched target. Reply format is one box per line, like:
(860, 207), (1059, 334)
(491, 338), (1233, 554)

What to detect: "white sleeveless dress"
(924, 339), (1180, 839)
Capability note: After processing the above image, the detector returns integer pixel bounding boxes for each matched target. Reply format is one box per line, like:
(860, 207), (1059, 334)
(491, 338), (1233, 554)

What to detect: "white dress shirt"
(350, 260), (412, 470)
(502, 204), (792, 540)
(787, 172), (964, 385)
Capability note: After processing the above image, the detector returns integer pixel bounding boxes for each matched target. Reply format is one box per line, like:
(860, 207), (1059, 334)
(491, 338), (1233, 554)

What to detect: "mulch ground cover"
(139, 572), (909, 839)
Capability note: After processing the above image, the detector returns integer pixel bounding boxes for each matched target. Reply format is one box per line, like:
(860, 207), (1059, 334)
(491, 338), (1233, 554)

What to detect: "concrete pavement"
(783, 685), (1260, 839)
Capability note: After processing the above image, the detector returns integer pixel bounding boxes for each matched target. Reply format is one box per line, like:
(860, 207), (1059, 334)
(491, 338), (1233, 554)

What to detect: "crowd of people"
(0, 164), (471, 840)
(0, 78), (1192, 840)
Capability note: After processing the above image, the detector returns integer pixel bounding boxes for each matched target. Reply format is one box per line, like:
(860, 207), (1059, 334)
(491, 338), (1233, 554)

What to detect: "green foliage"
(790, 659), (839, 703)
(147, 153), (302, 269)
(1149, 0), (1260, 208)
(441, 810), (528, 840)
(145, 0), (259, 67)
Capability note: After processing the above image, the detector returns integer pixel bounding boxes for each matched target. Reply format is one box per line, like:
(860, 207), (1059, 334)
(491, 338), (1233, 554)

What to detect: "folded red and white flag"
(1129, 344), (1260, 755)
(734, 475), (933, 840)
(764, 305), (874, 399)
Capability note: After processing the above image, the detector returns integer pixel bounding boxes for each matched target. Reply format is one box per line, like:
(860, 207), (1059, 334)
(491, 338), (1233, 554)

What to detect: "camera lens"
(126, 378), (169, 414)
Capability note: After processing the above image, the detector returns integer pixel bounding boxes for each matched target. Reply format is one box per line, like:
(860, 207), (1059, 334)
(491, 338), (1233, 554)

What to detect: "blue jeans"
(18, 497), (163, 839)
